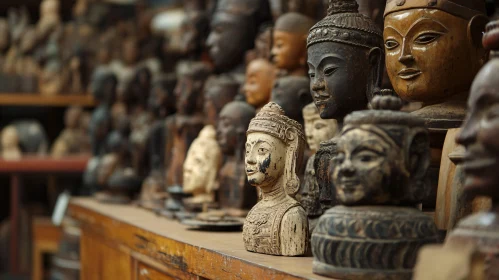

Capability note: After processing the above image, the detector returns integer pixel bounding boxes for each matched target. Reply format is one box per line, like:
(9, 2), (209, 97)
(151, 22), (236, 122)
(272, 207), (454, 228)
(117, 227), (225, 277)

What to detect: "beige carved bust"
(183, 125), (222, 207)
(243, 102), (308, 256)
(302, 103), (337, 153)
(1, 126), (22, 160)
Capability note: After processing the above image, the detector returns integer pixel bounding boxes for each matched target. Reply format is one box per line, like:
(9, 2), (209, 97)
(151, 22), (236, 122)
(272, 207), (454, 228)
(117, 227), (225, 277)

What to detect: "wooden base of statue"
(445, 210), (499, 279)
(312, 206), (439, 280)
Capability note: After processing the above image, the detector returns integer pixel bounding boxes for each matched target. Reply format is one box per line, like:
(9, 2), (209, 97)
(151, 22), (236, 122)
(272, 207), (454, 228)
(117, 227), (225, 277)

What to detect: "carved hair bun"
(370, 91), (403, 111)
(483, 20), (499, 53)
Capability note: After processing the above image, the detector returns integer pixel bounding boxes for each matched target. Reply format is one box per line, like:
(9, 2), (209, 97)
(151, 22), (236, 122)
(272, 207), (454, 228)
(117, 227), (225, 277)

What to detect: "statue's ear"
(368, 47), (384, 101)
(468, 15), (488, 49)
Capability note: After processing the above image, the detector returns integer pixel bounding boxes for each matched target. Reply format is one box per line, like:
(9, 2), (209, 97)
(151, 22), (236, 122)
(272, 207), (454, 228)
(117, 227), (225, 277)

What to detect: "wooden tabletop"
(70, 198), (335, 280)
(0, 94), (95, 107)
(0, 156), (90, 173)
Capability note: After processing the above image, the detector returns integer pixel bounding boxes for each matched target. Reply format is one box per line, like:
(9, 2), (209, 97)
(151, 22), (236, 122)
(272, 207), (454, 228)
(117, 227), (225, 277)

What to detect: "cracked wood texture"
(70, 198), (333, 280)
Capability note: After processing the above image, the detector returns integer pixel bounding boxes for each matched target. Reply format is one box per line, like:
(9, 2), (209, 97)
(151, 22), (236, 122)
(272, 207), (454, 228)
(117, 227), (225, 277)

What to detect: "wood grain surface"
(70, 198), (335, 280)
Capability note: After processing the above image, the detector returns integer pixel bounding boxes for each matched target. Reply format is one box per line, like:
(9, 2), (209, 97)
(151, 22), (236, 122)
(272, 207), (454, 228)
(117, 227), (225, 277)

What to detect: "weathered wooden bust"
(312, 96), (439, 279)
(1, 126), (21, 160)
(270, 76), (313, 125)
(166, 62), (211, 188)
(217, 101), (257, 214)
(206, 0), (272, 76)
(183, 125), (222, 207)
(444, 29), (499, 279)
(179, 11), (210, 59)
(51, 106), (90, 157)
(243, 102), (308, 256)
(272, 12), (315, 77)
(384, 0), (487, 122)
(299, 103), (337, 232)
(203, 75), (240, 126)
(307, 0), (384, 121)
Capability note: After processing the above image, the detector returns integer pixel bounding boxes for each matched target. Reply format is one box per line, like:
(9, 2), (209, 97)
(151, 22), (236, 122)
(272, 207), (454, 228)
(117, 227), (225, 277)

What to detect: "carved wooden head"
(217, 101), (256, 155)
(302, 103), (337, 152)
(270, 76), (313, 125)
(203, 75), (240, 126)
(307, 0), (384, 120)
(243, 59), (275, 108)
(384, 0), (488, 104)
(331, 95), (430, 205)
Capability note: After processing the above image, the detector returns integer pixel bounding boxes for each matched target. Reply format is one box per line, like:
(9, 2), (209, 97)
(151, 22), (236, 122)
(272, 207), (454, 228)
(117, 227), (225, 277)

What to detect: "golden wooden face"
(271, 30), (307, 72)
(303, 111), (337, 152)
(384, 9), (481, 104)
(243, 59), (275, 108)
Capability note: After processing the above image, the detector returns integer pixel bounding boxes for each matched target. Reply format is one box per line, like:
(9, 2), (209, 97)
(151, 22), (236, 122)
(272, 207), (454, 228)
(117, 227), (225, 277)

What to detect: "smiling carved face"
(332, 128), (400, 205)
(245, 133), (285, 189)
(384, 9), (482, 104)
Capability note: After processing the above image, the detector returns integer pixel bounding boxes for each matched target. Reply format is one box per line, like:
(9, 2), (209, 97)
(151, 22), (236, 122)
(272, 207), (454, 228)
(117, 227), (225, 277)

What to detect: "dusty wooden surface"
(70, 198), (334, 280)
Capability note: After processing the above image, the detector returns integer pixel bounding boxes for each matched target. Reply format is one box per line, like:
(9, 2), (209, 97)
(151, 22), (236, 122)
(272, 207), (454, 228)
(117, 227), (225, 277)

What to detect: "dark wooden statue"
(307, 0), (384, 205)
(271, 12), (315, 77)
(312, 95), (439, 279)
(270, 76), (313, 125)
(443, 21), (499, 279)
(217, 101), (257, 215)
(203, 75), (240, 126)
(206, 0), (272, 79)
(165, 62), (211, 188)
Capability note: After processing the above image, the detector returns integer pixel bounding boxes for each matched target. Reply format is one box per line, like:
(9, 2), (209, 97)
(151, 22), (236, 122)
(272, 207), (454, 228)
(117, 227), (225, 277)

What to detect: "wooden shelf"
(0, 156), (90, 173)
(0, 94), (96, 107)
(70, 198), (334, 280)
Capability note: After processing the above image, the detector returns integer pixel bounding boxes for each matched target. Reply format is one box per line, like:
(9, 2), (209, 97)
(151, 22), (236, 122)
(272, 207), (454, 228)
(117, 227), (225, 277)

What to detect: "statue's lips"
(338, 179), (360, 189)
(246, 169), (257, 176)
(398, 68), (422, 80)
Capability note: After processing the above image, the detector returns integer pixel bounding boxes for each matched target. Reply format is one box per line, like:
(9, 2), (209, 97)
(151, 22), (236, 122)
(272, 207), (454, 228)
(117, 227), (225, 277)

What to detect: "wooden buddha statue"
(243, 58), (275, 111)
(312, 96), (439, 279)
(182, 125), (222, 208)
(271, 12), (315, 77)
(270, 76), (313, 125)
(307, 0), (385, 205)
(165, 62), (211, 188)
(206, 0), (272, 79)
(203, 75), (240, 126)
(443, 27), (499, 278)
(300, 103), (337, 232)
(243, 102), (308, 256)
(383, 0), (489, 224)
(217, 101), (257, 216)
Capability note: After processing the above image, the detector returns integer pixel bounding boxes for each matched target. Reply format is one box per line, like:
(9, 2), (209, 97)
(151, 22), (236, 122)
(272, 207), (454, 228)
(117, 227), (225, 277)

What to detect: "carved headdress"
(384, 0), (486, 19)
(247, 102), (305, 195)
(342, 95), (430, 203)
(307, 0), (383, 49)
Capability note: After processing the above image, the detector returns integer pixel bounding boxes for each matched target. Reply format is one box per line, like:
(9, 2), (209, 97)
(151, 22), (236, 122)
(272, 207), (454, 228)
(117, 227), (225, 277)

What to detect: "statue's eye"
(333, 153), (345, 163)
(414, 33), (441, 45)
(485, 106), (499, 121)
(323, 67), (337, 76)
(355, 151), (379, 163)
(308, 72), (315, 78)
(384, 39), (399, 50)
(258, 147), (269, 155)
(314, 123), (326, 130)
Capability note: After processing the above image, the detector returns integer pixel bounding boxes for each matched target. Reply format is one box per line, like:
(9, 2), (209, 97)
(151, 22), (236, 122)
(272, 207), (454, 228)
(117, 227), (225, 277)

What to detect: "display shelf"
(0, 94), (95, 107)
(0, 156), (90, 173)
(70, 198), (334, 280)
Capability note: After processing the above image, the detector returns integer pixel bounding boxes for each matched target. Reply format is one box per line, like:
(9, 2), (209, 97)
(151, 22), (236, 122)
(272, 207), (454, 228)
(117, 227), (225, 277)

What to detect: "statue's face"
(303, 112), (337, 152)
(308, 42), (371, 120)
(217, 112), (239, 154)
(183, 145), (214, 194)
(243, 60), (274, 108)
(457, 61), (499, 199)
(384, 9), (481, 104)
(207, 13), (252, 72)
(246, 133), (286, 188)
(271, 30), (306, 72)
(332, 128), (399, 205)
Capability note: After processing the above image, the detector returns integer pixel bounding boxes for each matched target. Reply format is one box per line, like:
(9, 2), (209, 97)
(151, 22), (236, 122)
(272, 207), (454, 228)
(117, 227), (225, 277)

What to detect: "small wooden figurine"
(312, 96), (439, 279)
(51, 106), (90, 157)
(300, 103), (337, 232)
(1, 126), (21, 160)
(243, 58), (275, 111)
(182, 125), (222, 208)
(272, 12), (315, 77)
(203, 75), (240, 126)
(243, 102), (308, 256)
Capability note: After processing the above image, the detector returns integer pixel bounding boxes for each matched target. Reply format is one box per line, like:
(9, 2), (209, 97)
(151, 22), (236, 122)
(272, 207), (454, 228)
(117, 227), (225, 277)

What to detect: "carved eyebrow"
(406, 17), (448, 36)
(351, 143), (386, 155)
(384, 26), (402, 37)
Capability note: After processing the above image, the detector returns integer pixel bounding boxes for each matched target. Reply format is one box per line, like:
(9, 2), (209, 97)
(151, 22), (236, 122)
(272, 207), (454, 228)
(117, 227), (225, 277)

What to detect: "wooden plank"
(0, 156), (90, 173)
(0, 94), (95, 107)
(70, 198), (334, 280)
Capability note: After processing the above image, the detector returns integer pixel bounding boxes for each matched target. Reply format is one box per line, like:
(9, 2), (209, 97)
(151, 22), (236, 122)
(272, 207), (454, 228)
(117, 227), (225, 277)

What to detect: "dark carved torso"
(218, 157), (258, 211)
